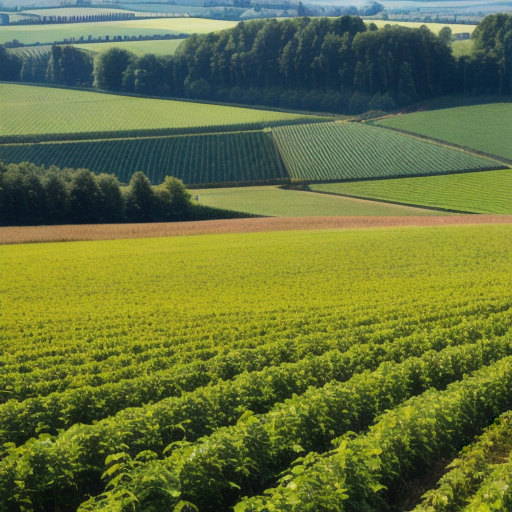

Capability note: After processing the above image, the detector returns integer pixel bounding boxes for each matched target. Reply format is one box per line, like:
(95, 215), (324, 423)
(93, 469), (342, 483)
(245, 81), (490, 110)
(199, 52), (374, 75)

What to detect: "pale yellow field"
(368, 20), (476, 35)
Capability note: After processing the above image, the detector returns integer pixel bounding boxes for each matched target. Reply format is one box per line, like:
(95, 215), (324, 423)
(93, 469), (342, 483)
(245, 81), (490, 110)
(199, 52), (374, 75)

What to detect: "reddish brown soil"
(1, 215), (510, 245)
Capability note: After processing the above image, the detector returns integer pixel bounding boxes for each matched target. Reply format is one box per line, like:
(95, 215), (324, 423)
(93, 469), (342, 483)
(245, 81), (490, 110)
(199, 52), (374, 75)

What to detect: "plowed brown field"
(1, 215), (510, 245)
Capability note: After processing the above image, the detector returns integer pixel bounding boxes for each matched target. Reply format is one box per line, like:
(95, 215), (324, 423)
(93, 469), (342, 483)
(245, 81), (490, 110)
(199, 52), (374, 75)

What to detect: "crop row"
(1, 310), (509, 449)
(237, 355), (512, 512)
(2, 302), (507, 402)
(0, 131), (287, 185)
(413, 410), (512, 511)
(1, 336), (510, 512)
(273, 122), (500, 181)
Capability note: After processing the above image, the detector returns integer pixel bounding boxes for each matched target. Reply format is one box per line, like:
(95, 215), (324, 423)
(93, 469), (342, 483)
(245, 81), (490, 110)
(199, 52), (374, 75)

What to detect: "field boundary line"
(372, 123), (512, 167)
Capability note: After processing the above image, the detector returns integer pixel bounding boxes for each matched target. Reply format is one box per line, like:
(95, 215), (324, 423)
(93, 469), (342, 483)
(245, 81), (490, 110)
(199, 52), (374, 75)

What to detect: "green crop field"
(375, 103), (512, 161)
(0, 224), (510, 512)
(0, 84), (321, 139)
(310, 169), (512, 214)
(0, 17), (238, 45)
(273, 122), (498, 181)
(192, 185), (446, 216)
(0, 131), (287, 185)
(72, 38), (184, 56)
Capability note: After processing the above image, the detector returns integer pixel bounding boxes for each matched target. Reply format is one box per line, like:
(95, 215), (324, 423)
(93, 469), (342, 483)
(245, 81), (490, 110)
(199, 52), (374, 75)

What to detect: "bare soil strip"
(1, 215), (511, 245)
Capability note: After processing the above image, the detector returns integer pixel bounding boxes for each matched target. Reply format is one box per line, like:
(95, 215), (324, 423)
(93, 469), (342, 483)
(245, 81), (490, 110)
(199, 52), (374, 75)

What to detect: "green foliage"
(93, 47), (137, 91)
(0, 225), (510, 511)
(239, 355), (512, 511)
(0, 161), (210, 226)
(310, 169), (512, 214)
(273, 122), (498, 181)
(413, 410), (512, 511)
(78, 336), (512, 512)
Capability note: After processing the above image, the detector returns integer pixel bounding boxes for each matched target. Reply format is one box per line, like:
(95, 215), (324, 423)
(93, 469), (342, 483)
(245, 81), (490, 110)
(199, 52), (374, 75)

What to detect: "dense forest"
(0, 13), (511, 113)
(0, 161), (248, 226)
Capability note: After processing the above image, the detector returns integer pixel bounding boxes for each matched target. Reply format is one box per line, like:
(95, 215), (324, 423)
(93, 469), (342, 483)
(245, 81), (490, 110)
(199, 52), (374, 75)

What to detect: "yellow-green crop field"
(0, 224), (511, 511)
(0, 17), (238, 45)
(0, 83), (321, 139)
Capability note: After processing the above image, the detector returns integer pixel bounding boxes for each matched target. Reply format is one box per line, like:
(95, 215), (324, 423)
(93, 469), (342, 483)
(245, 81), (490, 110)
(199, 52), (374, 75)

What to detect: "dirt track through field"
(1, 215), (511, 245)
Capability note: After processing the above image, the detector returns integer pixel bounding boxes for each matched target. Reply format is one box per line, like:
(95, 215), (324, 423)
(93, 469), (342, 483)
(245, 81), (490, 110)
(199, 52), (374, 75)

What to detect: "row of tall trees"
(1, 13), (511, 111)
(0, 161), (242, 226)
(90, 13), (512, 111)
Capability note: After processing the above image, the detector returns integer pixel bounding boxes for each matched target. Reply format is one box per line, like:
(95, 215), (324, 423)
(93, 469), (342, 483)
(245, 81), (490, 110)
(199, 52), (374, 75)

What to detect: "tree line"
(1, 13), (510, 112)
(0, 161), (247, 226)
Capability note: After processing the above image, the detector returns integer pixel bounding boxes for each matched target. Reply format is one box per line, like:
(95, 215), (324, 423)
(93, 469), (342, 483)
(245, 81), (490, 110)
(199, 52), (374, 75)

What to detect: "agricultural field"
(368, 19), (477, 35)
(192, 186), (447, 217)
(0, 223), (511, 512)
(0, 84), (321, 140)
(0, 17), (238, 45)
(272, 122), (499, 181)
(310, 169), (512, 214)
(0, 131), (288, 185)
(72, 38), (185, 55)
(375, 103), (512, 161)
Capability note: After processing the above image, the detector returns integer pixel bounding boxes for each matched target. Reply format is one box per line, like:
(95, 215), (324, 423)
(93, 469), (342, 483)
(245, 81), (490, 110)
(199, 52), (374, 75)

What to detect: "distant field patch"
(310, 169), (512, 214)
(368, 20), (476, 35)
(0, 132), (287, 185)
(0, 84), (321, 139)
(375, 103), (512, 161)
(451, 39), (474, 58)
(72, 38), (184, 55)
(0, 18), (238, 45)
(273, 122), (498, 182)
(191, 186), (446, 217)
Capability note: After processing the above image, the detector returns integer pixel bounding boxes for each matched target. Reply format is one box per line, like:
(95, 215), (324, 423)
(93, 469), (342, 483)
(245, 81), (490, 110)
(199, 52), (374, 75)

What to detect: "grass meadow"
(310, 169), (512, 214)
(191, 186), (446, 217)
(375, 103), (512, 161)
